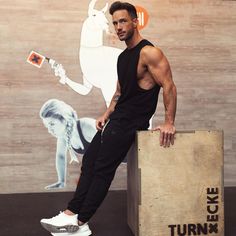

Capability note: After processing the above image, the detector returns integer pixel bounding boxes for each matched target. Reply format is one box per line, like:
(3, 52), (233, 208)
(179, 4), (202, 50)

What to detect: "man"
(40, 1), (177, 236)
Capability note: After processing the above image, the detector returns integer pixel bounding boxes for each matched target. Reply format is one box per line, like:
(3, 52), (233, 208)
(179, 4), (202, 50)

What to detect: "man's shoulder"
(140, 45), (164, 63)
(141, 44), (162, 55)
(142, 39), (155, 47)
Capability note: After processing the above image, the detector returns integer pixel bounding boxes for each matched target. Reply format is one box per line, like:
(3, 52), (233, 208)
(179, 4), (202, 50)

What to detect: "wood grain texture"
(128, 131), (224, 236)
(0, 0), (236, 194)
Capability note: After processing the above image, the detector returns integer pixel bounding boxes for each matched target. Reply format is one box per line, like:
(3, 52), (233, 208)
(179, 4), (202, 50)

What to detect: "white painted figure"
(39, 99), (96, 190)
(50, 0), (122, 107)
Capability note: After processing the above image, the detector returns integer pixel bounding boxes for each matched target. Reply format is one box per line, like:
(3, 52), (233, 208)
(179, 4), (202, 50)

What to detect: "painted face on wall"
(112, 9), (137, 41)
(43, 117), (67, 138)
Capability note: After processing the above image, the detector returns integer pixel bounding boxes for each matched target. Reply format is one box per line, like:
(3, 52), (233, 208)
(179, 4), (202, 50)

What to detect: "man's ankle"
(78, 220), (85, 226)
(64, 209), (76, 216)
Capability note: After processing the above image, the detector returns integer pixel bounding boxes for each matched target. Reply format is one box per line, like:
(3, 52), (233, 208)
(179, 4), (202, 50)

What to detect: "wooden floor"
(0, 187), (235, 236)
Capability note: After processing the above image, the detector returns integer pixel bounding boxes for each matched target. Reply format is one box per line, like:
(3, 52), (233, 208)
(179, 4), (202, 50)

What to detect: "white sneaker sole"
(51, 229), (92, 236)
(40, 221), (79, 233)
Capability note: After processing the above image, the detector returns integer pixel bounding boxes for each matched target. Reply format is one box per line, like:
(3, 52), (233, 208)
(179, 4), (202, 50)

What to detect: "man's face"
(112, 9), (137, 41)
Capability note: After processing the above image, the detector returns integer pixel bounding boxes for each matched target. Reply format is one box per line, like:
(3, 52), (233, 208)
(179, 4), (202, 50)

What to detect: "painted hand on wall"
(49, 59), (67, 85)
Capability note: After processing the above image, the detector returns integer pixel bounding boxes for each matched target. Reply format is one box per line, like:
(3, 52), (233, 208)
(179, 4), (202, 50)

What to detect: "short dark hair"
(109, 1), (137, 19)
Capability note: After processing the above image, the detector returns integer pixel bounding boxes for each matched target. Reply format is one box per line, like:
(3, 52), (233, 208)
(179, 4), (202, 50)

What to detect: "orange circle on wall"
(135, 6), (149, 30)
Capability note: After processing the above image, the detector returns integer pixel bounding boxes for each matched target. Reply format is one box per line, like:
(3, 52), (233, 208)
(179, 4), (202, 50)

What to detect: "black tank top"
(72, 120), (90, 154)
(110, 39), (161, 129)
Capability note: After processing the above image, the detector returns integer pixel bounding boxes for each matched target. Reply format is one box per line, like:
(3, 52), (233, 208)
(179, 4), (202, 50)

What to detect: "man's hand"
(96, 113), (109, 131)
(153, 123), (176, 147)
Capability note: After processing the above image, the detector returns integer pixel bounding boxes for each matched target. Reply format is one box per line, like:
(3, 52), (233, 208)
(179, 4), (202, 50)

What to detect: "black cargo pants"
(67, 119), (137, 223)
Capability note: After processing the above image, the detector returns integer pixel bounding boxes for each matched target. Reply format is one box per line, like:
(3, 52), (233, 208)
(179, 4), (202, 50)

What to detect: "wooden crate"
(127, 130), (224, 236)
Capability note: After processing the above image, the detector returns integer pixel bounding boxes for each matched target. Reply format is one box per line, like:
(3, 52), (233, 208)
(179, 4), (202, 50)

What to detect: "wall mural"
(39, 99), (97, 190)
(25, 0), (148, 191)
(48, 0), (122, 107)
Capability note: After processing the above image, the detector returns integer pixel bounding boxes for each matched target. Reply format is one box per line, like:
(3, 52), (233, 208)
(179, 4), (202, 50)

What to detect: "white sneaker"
(40, 212), (79, 233)
(50, 223), (92, 236)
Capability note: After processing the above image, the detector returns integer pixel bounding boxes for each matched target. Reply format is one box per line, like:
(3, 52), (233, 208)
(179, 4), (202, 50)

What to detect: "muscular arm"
(105, 80), (121, 117)
(96, 81), (121, 130)
(142, 46), (177, 146)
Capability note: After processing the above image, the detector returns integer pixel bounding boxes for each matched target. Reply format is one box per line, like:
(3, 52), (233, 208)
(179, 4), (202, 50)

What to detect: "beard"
(118, 28), (134, 41)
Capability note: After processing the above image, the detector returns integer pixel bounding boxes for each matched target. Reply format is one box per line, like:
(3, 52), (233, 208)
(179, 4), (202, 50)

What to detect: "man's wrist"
(164, 120), (175, 126)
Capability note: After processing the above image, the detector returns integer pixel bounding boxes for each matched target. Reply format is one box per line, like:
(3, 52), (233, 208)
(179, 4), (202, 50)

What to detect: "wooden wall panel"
(0, 0), (236, 193)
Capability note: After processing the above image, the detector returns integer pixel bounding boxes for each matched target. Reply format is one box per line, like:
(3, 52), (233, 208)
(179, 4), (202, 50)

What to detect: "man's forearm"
(104, 92), (120, 117)
(163, 84), (177, 125)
